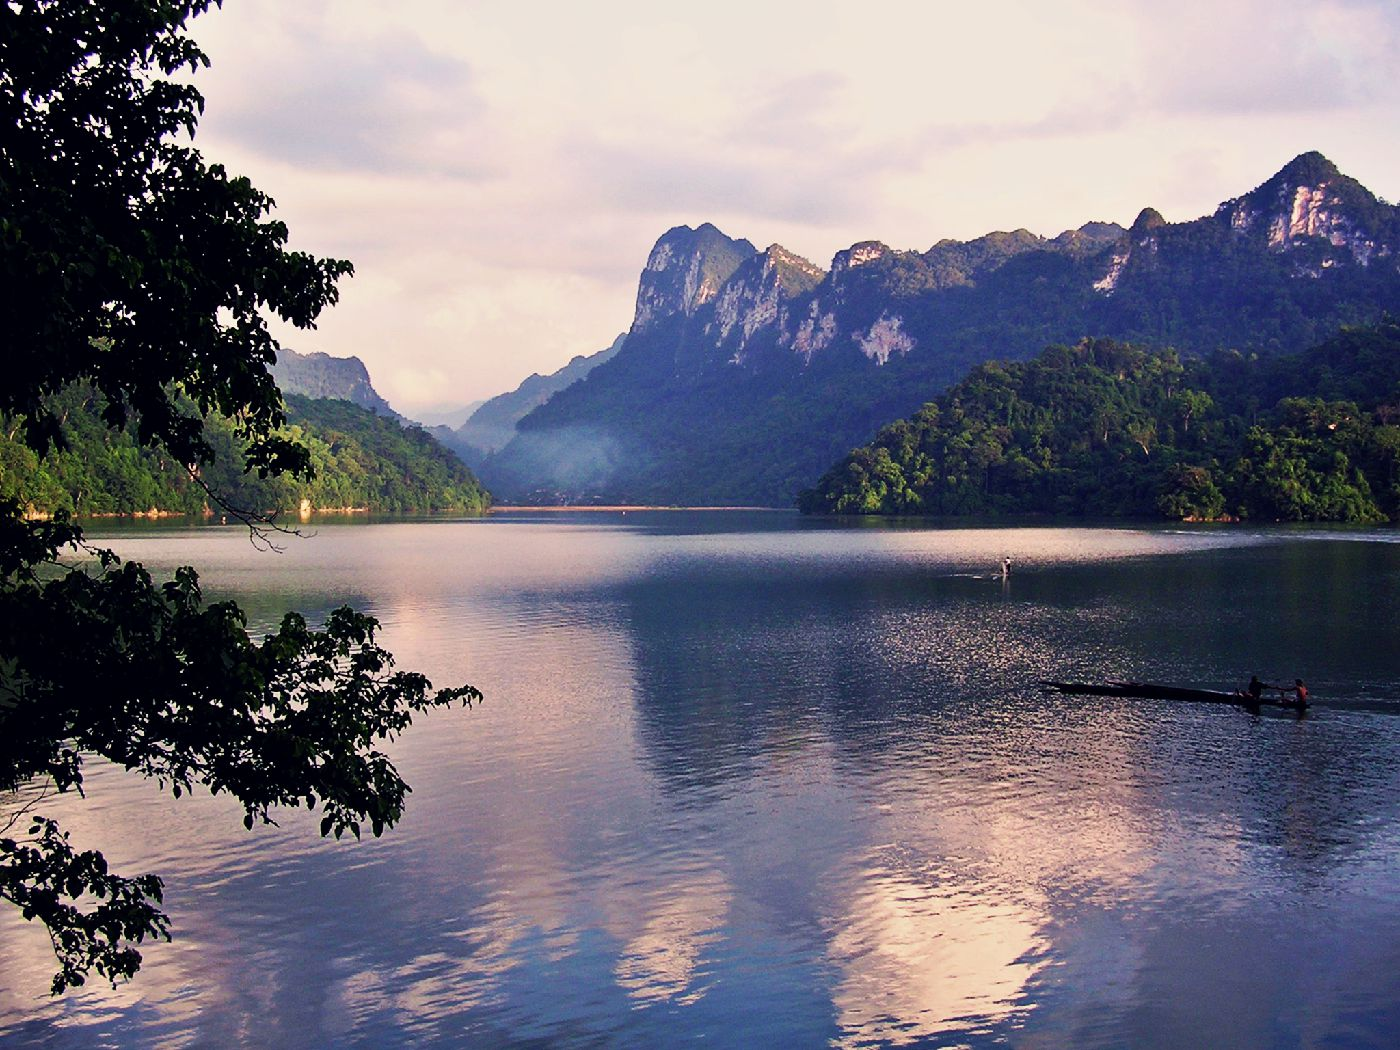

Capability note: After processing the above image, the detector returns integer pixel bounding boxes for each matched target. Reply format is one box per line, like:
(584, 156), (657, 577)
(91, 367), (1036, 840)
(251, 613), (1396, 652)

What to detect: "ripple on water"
(8, 518), (1400, 1048)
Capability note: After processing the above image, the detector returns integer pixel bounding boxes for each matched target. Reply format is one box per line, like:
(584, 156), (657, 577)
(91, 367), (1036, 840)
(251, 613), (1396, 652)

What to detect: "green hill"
(799, 323), (1400, 523)
(1, 390), (491, 517)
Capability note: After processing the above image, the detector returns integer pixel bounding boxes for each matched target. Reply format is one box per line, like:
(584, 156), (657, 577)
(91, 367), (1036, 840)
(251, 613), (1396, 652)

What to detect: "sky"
(186, 0), (1400, 418)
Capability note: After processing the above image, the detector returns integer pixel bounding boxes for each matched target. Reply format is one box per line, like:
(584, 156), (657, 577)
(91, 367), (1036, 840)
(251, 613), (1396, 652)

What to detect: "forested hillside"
(799, 323), (1400, 522)
(1, 390), (491, 517)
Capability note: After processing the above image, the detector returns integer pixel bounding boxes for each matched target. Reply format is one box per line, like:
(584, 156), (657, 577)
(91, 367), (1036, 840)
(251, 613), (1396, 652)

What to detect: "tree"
(1, 0), (478, 994)
(1156, 463), (1225, 520)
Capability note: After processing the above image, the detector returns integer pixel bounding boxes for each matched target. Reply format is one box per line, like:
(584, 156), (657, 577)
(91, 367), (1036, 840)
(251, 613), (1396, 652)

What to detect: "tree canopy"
(799, 324), (1400, 522)
(1, 0), (478, 994)
(1, 387), (493, 517)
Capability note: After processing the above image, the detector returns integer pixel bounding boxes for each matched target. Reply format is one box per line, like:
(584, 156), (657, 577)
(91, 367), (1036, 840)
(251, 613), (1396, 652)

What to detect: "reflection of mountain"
(15, 523), (1400, 1046)
(616, 533), (1400, 889)
(615, 544), (1085, 802)
(616, 566), (882, 800)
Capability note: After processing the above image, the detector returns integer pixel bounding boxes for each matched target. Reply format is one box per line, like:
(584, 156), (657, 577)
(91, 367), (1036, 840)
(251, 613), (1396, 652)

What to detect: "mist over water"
(3, 513), (1399, 1048)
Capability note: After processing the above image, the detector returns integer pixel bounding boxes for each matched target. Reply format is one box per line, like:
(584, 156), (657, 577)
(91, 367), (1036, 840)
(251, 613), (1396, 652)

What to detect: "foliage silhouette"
(1, 0), (478, 993)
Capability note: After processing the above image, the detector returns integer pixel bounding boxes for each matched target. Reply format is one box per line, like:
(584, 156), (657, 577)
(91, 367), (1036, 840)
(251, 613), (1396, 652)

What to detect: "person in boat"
(1246, 675), (1265, 703)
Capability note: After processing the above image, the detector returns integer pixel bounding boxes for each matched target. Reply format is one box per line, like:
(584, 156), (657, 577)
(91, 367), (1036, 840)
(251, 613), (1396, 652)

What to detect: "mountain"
(410, 401), (486, 429)
(271, 347), (400, 419)
(442, 334), (625, 463)
(484, 153), (1400, 506)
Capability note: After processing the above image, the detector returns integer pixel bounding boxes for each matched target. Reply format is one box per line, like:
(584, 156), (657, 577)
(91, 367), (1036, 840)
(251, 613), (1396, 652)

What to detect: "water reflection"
(5, 517), (1400, 1047)
(612, 869), (729, 1005)
(828, 866), (1048, 1045)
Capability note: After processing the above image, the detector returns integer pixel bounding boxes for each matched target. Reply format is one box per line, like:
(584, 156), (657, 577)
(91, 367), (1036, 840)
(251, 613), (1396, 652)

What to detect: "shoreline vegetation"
(20, 505), (375, 522)
(489, 505), (786, 512)
(2, 390), (491, 519)
(14, 327), (1398, 529)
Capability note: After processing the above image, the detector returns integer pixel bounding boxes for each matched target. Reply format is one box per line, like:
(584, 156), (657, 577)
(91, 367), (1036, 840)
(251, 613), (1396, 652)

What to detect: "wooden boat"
(1041, 680), (1308, 710)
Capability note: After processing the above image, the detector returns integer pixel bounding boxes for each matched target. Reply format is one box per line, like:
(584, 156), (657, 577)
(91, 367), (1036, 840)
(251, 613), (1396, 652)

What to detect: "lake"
(3, 512), (1399, 1048)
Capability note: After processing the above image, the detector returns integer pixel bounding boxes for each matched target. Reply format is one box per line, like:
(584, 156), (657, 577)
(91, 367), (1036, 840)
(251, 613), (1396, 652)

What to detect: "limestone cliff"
(485, 152), (1400, 507)
(271, 348), (399, 419)
(631, 223), (757, 332)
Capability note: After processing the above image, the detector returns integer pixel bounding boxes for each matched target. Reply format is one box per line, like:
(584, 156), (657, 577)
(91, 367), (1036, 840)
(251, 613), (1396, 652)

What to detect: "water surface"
(2, 512), (1398, 1047)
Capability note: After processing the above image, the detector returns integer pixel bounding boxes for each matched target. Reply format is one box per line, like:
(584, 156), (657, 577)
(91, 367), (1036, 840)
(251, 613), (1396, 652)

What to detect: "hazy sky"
(187, 0), (1400, 415)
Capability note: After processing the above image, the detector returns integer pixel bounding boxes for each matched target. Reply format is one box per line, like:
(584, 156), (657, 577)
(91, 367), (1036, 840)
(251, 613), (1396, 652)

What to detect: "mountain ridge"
(271, 347), (401, 420)
(439, 335), (626, 464)
(482, 152), (1400, 506)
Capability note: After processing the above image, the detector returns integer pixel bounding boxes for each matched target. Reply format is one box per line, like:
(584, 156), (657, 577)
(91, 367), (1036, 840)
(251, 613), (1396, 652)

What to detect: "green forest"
(1, 390), (491, 517)
(799, 322), (1400, 522)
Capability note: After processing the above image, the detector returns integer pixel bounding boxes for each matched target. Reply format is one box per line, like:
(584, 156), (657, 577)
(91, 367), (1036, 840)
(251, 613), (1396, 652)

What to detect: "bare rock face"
(632, 223), (756, 332)
(786, 304), (839, 363)
(709, 245), (826, 362)
(271, 348), (398, 418)
(831, 241), (892, 274)
(1217, 150), (1393, 268)
(1094, 210), (1165, 294)
(854, 313), (915, 365)
(620, 153), (1398, 378)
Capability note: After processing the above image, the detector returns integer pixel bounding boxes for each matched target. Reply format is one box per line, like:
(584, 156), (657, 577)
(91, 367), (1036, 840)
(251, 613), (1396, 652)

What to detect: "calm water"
(3, 512), (1400, 1048)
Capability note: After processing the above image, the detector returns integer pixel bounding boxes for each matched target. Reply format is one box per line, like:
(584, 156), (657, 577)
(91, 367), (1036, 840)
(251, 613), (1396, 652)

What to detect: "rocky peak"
(271, 348), (398, 418)
(1092, 211), (1167, 295)
(921, 229), (1050, 285)
(632, 223), (757, 331)
(1051, 222), (1126, 256)
(831, 240), (892, 274)
(1271, 150), (1343, 188)
(762, 244), (827, 287)
(1216, 151), (1393, 265)
(1077, 220), (1128, 242)
(709, 244), (825, 350)
(1129, 208), (1166, 237)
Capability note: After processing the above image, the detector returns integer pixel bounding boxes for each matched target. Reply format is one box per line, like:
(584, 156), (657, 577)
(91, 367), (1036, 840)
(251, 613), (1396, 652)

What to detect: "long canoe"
(1041, 680), (1308, 710)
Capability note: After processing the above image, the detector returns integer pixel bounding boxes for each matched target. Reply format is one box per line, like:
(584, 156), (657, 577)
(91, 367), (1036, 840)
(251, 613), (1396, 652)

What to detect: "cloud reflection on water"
(827, 866), (1048, 1045)
(611, 870), (729, 1005)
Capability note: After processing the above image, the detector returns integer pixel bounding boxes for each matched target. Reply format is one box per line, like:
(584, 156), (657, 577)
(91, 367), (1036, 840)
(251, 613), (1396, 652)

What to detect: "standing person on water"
(1002, 556), (1012, 579)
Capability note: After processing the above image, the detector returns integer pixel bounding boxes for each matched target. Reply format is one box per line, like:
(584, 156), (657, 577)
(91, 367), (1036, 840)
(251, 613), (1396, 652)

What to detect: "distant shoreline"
(489, 505), (789, 513)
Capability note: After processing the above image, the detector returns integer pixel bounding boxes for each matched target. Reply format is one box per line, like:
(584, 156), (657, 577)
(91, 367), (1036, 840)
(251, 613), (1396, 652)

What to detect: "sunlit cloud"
(1130, 0), (1400, 116)
(210, 30), (490, 178)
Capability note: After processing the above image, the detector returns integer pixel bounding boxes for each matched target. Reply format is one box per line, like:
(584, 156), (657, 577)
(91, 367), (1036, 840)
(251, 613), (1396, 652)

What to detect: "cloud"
(729, 71), (852, 152)
(563, 136), (872, 228)
(198, 17), (491, 177)
(1129, 0), (1400, 117)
